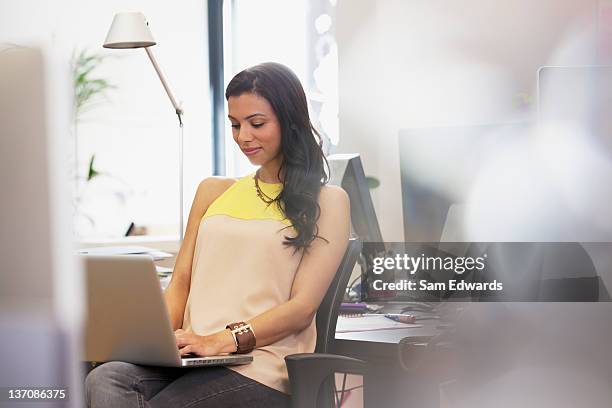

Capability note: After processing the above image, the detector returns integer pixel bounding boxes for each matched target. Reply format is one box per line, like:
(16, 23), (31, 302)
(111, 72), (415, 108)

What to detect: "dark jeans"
(85, 361), (289, 408)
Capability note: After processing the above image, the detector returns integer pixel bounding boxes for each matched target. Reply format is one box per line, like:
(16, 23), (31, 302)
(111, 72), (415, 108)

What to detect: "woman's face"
(228, 92), (282, 166)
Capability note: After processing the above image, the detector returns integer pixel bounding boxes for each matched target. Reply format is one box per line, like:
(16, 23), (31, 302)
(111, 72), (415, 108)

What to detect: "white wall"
(336, 0), (601, 241)
(224, 0), (309, 179)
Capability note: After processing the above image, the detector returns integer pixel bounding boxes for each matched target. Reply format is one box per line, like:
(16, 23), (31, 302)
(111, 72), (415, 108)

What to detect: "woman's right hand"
(174, 328), (237, 356)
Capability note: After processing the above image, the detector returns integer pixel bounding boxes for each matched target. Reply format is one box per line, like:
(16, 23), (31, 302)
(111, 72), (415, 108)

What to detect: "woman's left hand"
(174, 329), (235, 356)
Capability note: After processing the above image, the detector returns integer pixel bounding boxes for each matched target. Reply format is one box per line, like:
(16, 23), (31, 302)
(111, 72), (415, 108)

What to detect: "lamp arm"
(144, 46), (183, 119)
(144, 46), (184, 240)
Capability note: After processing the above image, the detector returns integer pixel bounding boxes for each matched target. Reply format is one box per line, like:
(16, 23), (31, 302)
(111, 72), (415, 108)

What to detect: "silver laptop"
(83, 254), (252, 367)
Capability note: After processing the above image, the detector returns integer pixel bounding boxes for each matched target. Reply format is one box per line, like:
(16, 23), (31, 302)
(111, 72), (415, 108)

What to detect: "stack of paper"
(78, 246), (173, 261)
(336, 315), (423, 333)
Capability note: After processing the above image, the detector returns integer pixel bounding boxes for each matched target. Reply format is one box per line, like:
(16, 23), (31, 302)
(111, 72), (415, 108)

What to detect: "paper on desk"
(147, 251), (174, 261)
(78, 246), (173, 261)
(159, 275), (172, 291)
(336, 315), (423, 333)
(155, 266), (173, 275)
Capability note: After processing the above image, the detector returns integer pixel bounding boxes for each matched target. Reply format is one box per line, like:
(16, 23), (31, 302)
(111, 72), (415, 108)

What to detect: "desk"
(334, 303), (444, 356)
(80, 238), (179, 288)
(333, 304), (450, 408)
(80, 236), (180, 262)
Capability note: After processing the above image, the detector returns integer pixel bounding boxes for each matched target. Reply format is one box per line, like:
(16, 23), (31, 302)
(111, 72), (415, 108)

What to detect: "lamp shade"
(103, 12), (156, 49)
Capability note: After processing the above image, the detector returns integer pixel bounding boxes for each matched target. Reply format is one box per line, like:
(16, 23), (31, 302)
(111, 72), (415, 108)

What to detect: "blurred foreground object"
(0, 46), (83, 407)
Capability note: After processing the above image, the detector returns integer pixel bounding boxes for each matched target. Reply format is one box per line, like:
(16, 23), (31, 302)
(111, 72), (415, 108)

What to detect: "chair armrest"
(285, 353), (366, 408)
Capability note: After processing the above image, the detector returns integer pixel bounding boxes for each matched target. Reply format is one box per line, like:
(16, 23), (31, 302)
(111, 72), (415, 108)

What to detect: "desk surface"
(335, 302), (445, 344)
(333, 304), (447, 363)
(335, 321), (440, 344)
(333, 311), (447, 408)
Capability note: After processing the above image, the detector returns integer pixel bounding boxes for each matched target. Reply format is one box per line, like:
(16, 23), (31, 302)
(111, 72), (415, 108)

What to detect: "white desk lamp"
(103, 12), (185, 240)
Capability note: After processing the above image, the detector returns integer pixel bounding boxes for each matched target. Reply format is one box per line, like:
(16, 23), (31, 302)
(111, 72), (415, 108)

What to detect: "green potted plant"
(72, 48), (115, 183)
(71, 48), (116, 233)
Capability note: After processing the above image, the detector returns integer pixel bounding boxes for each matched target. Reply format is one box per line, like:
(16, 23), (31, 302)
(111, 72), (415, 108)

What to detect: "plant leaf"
(87, 154), (100, 181)
(366, 176), (380, 189)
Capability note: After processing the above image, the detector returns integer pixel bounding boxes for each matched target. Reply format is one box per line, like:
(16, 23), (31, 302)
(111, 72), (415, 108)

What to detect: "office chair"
(285, 238), (366, 408)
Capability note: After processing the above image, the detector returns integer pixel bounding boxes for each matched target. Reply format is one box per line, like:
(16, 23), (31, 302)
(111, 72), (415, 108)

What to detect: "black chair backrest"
(315, 238), (362, 353)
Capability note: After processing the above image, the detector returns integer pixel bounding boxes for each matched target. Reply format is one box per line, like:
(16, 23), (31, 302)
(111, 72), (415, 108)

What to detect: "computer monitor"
(327, 154), (383, 244)
(327, 154), (387, 300)
(538, 65), (612, 153)
(398, 123), (529, 242)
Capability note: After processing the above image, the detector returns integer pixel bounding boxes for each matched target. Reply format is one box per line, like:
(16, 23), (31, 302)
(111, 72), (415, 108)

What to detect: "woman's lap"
(85, 361), (288, 408)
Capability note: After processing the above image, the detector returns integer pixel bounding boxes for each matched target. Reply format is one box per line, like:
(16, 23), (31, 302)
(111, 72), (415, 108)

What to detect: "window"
(222, 0), (339, 177)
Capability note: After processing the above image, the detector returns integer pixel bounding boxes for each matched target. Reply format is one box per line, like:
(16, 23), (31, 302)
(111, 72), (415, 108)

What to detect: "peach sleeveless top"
(181, 172), (316, 393)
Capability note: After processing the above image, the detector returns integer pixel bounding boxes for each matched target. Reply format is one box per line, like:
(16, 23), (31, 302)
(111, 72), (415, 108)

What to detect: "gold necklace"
(254, 169), (274, 203)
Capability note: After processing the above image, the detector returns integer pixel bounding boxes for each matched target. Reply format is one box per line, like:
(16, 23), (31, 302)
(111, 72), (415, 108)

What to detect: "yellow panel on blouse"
(202, 172), (292, 226)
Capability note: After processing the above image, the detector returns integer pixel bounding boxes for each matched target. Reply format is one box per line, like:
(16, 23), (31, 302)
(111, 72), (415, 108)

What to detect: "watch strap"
(226, 322), (256, 354)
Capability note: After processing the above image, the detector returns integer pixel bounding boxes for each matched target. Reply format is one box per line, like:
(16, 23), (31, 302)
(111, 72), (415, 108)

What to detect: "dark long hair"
(225, 62), (329, 251)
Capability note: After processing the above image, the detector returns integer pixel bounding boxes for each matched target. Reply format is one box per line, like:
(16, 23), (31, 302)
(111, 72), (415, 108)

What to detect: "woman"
(85, 62), (351, 407)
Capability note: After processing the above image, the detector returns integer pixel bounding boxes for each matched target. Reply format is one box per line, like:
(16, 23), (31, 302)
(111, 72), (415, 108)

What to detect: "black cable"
(334, 384), (364, 393)
(347, 275), (361, 292)
(333, 378), (341, 407)
(338, 373), (348, 406)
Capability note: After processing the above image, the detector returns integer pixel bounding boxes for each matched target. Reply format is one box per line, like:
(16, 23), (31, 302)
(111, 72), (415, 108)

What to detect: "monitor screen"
(538, 66), (612, 153)
(328, 153), (383, 244)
